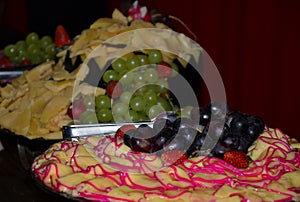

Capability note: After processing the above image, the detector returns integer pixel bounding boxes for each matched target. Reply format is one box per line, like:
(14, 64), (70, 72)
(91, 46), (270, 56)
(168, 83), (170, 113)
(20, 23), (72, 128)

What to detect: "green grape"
(112, 58), (127, 72)
(4, 44), (17, 57)
(170, 62), (179, 77)
(112, 102), (129, 116)
(143, 91), (158, 105)
(10, 55), (22, 64)
(130, 95), (146, 112)
(156, 97), (172, 111)
(120, 91), (133, 104)
(95, 95), (111, 109)
(156, 79), (169, 93)
(44, 53), (53, 61)
(136, 111), (149, 121)
(148, 49), (163, 64)
(79, 111), (98, 124)
(147, 105), (166, 120)
(113, 115), (126, 123)
(27, 43), (41, 56)
(97, 108), (113, 123)
(26, 32), (39, 45)
(103, 69), (119, 83)
(143, 67), (159, 83)
(30, 55), (43, 64)
(15, 40), (26, 51)
(18, 49), (29, 61)
(137, 55), (149, 66)
(124, 110), (139, 122)
(119, 71), (135, 85)
(45, 44), (58, 57)
(39, 35), (53, 49)
(84, 96), (95, 110)
(134, 73), (146, 83)
(146, 84), (159, 93)
(126, 55), (140, 69)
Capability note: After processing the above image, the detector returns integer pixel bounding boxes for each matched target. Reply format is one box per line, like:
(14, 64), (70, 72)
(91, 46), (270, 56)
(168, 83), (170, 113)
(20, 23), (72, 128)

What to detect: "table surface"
(0, 136), (75, 202)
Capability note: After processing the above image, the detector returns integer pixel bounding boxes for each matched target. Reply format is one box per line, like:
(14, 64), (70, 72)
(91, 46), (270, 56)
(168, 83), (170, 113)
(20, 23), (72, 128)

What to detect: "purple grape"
(136, 124), (155, 139)
(153, 118), (172, 134)
(222, 134), (240, 149)
(173, 117), (196, 132)
(247, 124), (260, 139)
(247, 115), (265, 133)
(205, 101), (230, 120)
(237, 136), (253, 153)
(229, 116), (249, 136)
(211, 142), (231, 158)
(130, 137), (152, 153)
(123, 129), (136, 148)
(199, 107), (211, 126)
(177, 127), (198, 143)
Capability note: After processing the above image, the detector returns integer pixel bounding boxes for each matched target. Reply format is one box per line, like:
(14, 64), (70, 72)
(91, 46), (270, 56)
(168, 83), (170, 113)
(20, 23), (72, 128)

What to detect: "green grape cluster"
(94, 49), (180, 123)
(3, 32), (58, 65)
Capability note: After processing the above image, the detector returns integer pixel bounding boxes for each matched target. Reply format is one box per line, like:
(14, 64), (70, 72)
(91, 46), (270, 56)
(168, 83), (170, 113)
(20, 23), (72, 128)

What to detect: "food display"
(0, 1), (299, 201)
(0, 7), (189, 140)
(32, 103), (300, 201)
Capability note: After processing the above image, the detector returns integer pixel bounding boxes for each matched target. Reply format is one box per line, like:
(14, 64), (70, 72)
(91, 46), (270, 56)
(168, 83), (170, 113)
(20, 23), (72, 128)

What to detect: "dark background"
(1, 0), (300, 140)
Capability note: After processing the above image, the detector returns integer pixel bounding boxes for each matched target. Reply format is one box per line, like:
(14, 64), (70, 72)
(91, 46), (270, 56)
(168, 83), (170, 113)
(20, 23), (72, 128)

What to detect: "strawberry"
(55, 25), (71, 48)
(21, 59), (31, 66)
(157, 62), (172, 77)
(115, 124), (136, 139)
(223, 150), (249, 169)
(67, 98), (86, 120)
(161, 150), (187, 165)
(106, 81), (123, 99)
(0, 56), (12, 67)
(128, 1), (151, 22)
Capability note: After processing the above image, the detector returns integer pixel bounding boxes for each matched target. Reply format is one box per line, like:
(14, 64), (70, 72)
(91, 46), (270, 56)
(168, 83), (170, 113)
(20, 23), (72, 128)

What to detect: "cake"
(32, 124), (300, 201)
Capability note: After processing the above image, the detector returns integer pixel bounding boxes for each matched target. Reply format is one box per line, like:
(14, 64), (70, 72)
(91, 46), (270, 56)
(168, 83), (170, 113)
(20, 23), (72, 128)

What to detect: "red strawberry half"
(106, 81), (123, 99)
(157, 62), (172, 77)
(115, 124), (136, 139)
(161, 150), (187, 166)
(223, 150), (250, 169)
(55, 25), (71, 48)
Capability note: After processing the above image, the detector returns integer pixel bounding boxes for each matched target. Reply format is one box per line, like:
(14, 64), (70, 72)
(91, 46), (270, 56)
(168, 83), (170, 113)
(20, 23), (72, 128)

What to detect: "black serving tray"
(0, 129), (60, 170)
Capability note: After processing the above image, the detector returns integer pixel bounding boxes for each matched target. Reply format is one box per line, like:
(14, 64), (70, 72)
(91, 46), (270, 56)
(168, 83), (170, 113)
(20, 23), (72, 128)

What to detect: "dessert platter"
(1, 1), (300, 201)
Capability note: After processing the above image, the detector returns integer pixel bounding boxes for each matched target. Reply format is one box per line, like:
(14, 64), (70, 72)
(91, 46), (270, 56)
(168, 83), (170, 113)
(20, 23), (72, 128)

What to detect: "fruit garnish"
(223, 150), (249, 169)
(106, 81), (123, 99)
(157, 62), (172, 77)
(55, 25), (71, 48)
(0, 56), (12, 67)
(115, 124), (136, 139)
(67, 98), (86, 120)
(128, 1), (151, 22)
(161, 149), (187, 165)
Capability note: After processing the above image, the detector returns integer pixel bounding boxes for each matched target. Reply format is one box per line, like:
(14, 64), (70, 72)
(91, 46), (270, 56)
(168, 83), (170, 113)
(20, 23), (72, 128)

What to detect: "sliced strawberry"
(115, 124), (137, 139)
(106, 81), (123, 99)
(161, 150), (187, 166)
(223, 150), (249, 169)
(55, 25), (71, 48)
(157, 62), (172, 77)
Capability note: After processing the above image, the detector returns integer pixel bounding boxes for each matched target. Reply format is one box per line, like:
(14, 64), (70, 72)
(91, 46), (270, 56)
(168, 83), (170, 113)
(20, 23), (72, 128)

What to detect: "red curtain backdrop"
(108, 0), (300, 139)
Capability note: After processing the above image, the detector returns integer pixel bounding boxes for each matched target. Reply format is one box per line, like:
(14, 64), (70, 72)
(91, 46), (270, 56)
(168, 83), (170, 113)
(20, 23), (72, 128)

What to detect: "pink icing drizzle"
(32, 128), (300, 201)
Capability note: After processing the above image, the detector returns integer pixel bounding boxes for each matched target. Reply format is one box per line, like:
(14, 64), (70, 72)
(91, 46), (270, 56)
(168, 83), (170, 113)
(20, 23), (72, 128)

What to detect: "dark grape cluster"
(122, 102), (265, 160)
(189, 102), (265, 158)
(123, 112), (201, 155)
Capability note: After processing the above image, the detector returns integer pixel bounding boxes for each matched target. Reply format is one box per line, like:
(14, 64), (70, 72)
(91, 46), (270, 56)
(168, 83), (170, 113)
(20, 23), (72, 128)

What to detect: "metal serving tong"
(62, 111), (177, 140)
(62, 121), (153, 140)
